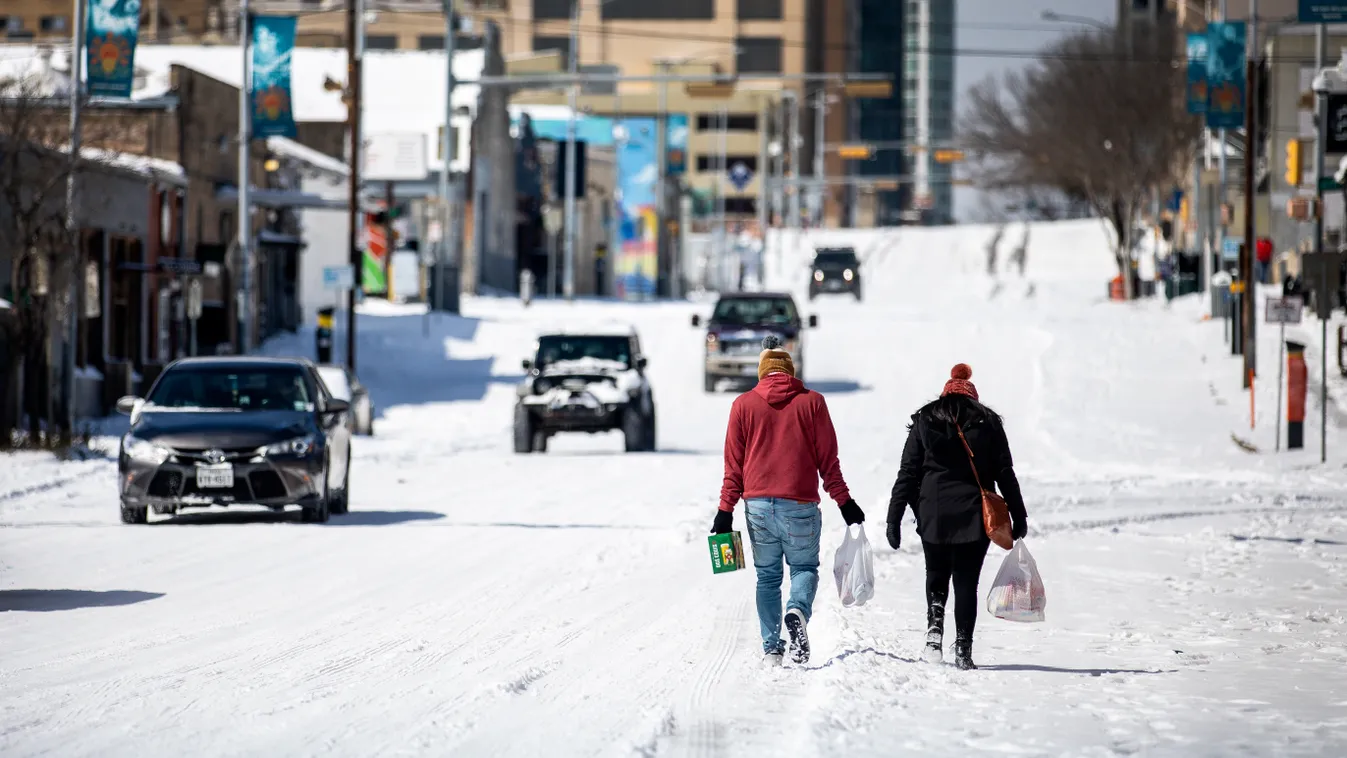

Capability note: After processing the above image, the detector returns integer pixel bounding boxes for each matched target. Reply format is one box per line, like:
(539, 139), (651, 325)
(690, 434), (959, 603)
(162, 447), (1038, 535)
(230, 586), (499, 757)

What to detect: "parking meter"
(316, 307), (334, 363)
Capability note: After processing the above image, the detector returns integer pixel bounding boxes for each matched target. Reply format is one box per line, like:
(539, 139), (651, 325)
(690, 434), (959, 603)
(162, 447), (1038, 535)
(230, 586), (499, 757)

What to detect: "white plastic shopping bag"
(832, 525), (875, 607)
(987, 541), (1047, 622)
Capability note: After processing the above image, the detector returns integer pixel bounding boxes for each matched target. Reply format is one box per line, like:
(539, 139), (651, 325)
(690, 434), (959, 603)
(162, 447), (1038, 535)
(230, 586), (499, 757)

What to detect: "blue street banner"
(85, 0), (142, 97)
(1300, 0), (1347, 23)
(1185, 32), (1208, 115)
(666, 115), (688, 177)
(1205, 22), (1246, 130)
(251, 16), (298, 138)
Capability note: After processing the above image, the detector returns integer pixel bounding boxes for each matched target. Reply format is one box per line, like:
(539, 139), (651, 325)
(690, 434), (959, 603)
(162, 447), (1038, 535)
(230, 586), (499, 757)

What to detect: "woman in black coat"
(887, 364), (1027, 670)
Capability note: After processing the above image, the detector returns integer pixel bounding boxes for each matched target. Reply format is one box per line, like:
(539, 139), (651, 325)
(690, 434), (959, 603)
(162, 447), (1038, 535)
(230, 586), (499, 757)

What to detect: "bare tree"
(0, 67), (117, 445)
(961, 26), (1200, 287)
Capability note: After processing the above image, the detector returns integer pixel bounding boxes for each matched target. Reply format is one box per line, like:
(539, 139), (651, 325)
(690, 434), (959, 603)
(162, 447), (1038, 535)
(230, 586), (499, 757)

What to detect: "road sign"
(364, 132), (429, 181)
(1320, 176), (1343, 192)
(1299, 0), (1347, 24)
(1222, 237), (1241, 260)
(323, 265), (355, 291)
(1266, 296), (1304, 324)
(186, 279), (203, 321)
(728, 161), (754, 191)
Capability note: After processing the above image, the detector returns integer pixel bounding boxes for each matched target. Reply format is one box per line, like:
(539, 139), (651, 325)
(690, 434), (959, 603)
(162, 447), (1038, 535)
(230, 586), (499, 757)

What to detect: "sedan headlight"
(263, 435), (317, 457)
(843, 268), (854, 282)
(123, 435), (172, 464)
(813, 270), (824, 282)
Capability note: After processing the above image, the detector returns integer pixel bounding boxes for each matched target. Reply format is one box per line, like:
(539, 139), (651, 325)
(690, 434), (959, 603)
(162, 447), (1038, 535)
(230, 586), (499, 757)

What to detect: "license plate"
(196, 464), (234, 489)
(827, 281), (844, 290)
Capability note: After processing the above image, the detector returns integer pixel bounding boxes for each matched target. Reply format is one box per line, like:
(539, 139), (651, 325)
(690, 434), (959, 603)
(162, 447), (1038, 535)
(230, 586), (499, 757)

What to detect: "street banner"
(250, 16), (298, 138)
(616, 117), (659, 301)
(1299, 0), (1347, 23)
(85, 0), (142, 98)
(1186, 32), (1209, 115)
(362, 212), (388, 295)
(666, 115), (688, 177)
(1205, 22), (1246, 130)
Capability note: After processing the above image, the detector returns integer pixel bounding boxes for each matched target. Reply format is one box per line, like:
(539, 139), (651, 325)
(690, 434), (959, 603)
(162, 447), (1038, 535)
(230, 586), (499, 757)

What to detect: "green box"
(708, 531), (746, 574)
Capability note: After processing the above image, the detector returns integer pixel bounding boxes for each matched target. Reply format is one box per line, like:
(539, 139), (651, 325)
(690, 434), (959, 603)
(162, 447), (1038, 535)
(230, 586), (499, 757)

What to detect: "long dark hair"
(917, 393), (1002, 429)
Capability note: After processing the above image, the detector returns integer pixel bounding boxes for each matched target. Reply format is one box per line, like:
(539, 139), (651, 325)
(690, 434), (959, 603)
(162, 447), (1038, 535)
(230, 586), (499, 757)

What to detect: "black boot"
(953, 636), (976, 671)
(923, 601), (945, 663)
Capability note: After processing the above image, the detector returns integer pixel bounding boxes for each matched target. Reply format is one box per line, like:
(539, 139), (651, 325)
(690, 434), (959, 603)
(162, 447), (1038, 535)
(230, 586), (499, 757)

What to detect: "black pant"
(922, 540), (990, 641)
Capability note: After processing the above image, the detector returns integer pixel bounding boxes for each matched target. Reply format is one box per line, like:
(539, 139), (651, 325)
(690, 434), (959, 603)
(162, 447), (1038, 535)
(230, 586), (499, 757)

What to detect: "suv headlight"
(843, 268), (854, 281)
(813, 270), (824, 282)
(123, 435), (172, 464)
(264, 435), (317, 457)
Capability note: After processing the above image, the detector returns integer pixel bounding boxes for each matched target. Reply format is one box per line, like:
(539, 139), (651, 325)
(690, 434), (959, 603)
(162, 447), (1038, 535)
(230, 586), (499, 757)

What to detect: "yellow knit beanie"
(757, 335), (795, 380)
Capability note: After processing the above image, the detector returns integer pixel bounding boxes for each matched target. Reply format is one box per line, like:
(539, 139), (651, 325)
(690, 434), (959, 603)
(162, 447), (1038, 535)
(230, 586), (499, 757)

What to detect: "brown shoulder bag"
(956, 426), (1014, 550)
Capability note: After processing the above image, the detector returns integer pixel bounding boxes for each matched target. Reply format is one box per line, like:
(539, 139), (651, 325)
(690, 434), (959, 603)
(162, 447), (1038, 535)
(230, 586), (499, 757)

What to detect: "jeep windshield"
(813, 249), (858, 268)
(535, 335), (631, 371)
(710, 297), (799, 326)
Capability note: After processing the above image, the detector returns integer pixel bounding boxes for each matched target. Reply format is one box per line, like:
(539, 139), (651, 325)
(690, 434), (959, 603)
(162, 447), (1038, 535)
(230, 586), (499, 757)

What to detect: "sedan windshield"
(147, 367), (314, 411)
(535, 336), (631, 370)
(711, 298), (799, 326)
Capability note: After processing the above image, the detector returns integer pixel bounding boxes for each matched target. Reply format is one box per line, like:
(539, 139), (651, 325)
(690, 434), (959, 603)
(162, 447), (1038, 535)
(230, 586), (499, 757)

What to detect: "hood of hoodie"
(753, 372), (806, 406)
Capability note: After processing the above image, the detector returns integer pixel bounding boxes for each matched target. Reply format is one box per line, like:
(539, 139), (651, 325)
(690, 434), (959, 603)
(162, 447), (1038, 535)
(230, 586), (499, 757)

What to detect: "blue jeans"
(744, 498), (822, 653)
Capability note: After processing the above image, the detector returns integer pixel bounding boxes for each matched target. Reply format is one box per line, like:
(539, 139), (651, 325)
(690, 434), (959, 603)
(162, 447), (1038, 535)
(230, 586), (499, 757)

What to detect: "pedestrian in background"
(886, 364), (1028, 670)
(712, 335), (864, 666)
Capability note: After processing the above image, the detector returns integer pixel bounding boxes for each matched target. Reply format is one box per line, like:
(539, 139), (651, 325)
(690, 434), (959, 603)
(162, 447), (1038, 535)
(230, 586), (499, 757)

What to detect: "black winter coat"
(888, 407), (1027, 545)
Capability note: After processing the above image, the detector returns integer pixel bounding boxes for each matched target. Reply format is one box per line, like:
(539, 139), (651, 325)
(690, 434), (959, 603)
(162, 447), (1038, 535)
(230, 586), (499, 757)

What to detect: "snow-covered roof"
(133, 45), (481, 172)
(267, 136), (349, 177)
(80, 146), (187, 186)
(538, 324), (638, 338)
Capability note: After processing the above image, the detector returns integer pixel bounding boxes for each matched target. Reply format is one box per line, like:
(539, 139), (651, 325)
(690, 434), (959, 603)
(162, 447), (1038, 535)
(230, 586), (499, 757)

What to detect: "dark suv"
(693, 293), (817, 392)
(810, 247), (862, 301)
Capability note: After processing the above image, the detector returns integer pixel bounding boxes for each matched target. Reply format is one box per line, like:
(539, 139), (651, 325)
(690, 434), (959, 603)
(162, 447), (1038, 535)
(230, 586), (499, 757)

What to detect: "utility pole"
(384, 181), (395, 300)
(756, 95), (769, 286)
(439, 0), (457, 313)
(813, 88), (826, 228)
(345, 0), (363, 371)
(1315, 24), (1327, 258)
(1217, 0), (1229, 292)
(787, 90), (800, 233)
(238, 0), (252, 354)
(562, 0), (580, 301)
(656, 60), (668, 298)
(63, 0), (85, 432)
(1241, 0), (1257, 386)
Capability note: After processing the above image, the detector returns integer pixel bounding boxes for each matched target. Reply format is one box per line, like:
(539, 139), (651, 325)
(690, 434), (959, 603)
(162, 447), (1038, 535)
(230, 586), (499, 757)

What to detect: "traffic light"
(933, 149), (965, 164)
(1285, 138), (1303, 187)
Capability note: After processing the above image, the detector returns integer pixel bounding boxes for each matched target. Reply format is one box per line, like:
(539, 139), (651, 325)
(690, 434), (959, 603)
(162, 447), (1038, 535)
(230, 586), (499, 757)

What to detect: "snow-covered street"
(3, 221), (1346, 757)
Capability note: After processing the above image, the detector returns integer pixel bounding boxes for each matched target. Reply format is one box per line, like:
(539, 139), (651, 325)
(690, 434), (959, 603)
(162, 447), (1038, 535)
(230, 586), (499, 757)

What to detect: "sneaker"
(784, 608), (810, 664)
(922, 630), (943, 664)
(762, 651), (784, 668)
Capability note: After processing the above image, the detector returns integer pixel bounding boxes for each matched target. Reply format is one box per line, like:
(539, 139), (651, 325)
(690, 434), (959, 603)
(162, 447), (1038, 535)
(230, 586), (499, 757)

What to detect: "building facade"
(852, 0), (906, 226)
(904, 0), (955, 224)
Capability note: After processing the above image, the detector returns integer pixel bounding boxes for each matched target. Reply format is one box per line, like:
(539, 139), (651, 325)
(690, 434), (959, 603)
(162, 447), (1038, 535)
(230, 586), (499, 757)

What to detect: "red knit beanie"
(941, 363), (978, 401)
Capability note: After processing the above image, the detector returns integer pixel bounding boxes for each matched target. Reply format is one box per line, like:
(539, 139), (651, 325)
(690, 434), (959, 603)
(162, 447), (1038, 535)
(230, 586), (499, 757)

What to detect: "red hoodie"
(719, 373), (852, 512)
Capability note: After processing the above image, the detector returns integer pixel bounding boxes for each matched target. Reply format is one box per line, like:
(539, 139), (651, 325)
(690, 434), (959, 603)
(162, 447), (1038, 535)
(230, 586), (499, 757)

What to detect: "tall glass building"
(853, 0), (907, 225)
(904, 0), (955, 224)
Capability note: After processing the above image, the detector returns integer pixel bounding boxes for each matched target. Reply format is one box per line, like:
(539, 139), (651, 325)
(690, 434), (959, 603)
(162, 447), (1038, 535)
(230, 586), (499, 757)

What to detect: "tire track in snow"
(668, 594), (748, 758)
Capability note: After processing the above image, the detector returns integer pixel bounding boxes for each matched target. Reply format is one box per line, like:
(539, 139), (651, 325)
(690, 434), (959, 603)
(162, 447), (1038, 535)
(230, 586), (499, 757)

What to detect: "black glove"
(711, 510), (733, 534)
(1012, 516), (1028, 541)
(885, 521), (901, 550)
(840, 499), (865, 526)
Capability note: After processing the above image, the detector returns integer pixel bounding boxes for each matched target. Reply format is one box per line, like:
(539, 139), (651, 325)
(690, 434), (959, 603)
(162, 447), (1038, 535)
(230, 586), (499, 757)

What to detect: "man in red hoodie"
(711, 335), (864, 666)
